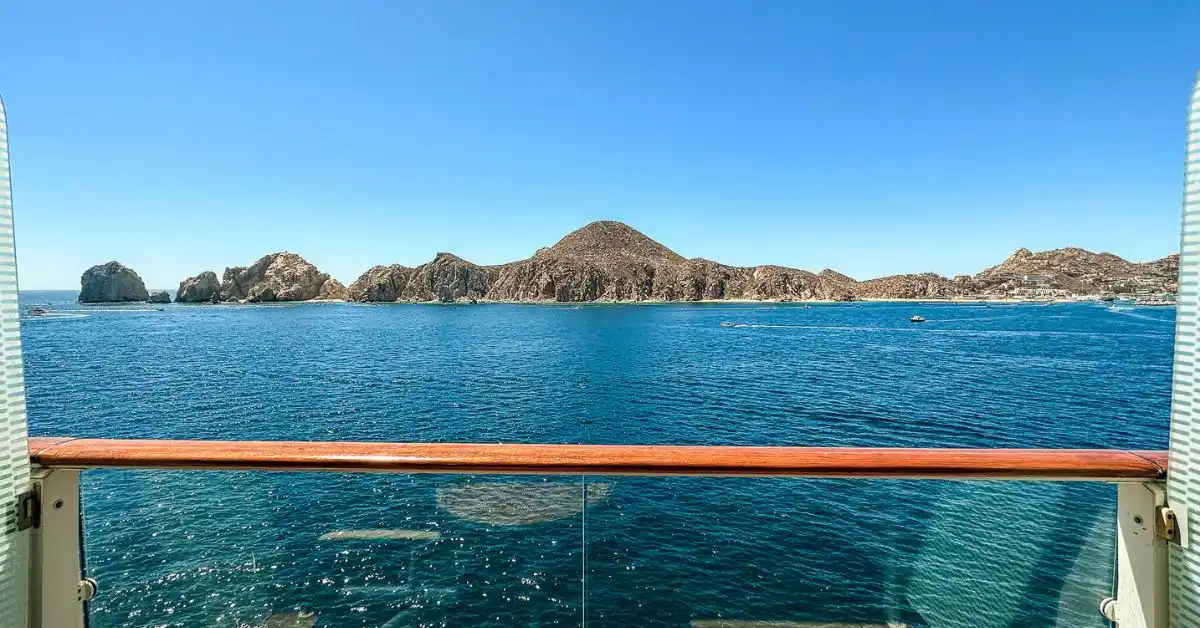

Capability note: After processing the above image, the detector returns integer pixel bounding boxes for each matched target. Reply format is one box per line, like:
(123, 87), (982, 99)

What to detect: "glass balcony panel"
(583, 477), (1116, 628)
(81, 470), (588, 627)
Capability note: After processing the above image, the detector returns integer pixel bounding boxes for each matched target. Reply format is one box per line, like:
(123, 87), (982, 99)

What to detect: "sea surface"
(18, 291), (1174, 627)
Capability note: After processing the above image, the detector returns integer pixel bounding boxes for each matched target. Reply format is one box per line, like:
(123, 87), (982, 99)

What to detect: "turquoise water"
(19, 292), (1174, 627)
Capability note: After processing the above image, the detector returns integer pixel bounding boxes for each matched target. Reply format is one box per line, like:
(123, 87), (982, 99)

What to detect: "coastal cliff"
(345, 220), (1180, 303)
(91, 221), (1177, 305)
(79, 262), (150, 303)
(347, 254), (494, 302)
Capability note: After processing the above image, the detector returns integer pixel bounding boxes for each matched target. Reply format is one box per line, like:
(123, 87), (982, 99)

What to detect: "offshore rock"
(220, 252), (346, 302)
(175, 271), (221, 303)
(79, 261), (150, 303)
(146, 291), (171, 304)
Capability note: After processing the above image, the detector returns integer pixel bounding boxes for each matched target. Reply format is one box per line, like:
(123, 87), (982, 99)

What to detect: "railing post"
(1106, 482), (1170, 627)
(27, 469), (87, 628)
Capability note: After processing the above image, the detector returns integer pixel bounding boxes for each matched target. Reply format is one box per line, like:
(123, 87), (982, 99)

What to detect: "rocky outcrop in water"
(220, 252), (347, 302)
(175, 271), (221, 303)
(346, 255), (493, 302)
(147, 291), (171, 304)
(79, 261), (150, 303)
(347, 264), (413, 302)
(405, 253), (494, 302)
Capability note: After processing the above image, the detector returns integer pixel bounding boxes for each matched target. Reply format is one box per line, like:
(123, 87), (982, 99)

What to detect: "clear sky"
(2, 1), (1198, 289)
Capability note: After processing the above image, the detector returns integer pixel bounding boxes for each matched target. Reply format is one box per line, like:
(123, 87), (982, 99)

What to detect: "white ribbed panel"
(0, 95), (30, 628)
(1169, 72), (1200, 627)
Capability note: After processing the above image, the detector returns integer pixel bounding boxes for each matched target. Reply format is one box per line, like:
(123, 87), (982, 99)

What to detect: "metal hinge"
(15, 490), (39, 531)
(1156, 505), (1180, 544)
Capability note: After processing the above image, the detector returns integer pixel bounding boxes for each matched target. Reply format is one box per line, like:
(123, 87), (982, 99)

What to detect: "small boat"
(720, 321), (737, 327)
(910, 315), (926, 323)
(27, 307), (48, 316)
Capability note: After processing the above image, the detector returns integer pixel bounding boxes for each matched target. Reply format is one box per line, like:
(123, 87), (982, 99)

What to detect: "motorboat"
(27, 307), (48, 316)
(910, 315), (926, 323)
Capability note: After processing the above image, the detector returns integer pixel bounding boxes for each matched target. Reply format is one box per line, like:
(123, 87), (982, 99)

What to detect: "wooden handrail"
(27, 437), (1167, 480)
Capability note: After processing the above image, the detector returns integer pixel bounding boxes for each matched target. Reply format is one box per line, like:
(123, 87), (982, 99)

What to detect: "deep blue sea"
(18, 291), (1175, 628)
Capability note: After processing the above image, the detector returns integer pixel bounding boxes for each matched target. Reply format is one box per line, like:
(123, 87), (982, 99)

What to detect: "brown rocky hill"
(348, 254), (495, 302)
(341, 221), (1178, 303)
(347, 264), (413, 302)
(220, 252), (347, 302)
(489, 221), (683, 301)
(974, 247), (1178, 295)
(404, 253), (495, 302)
(856, 273), (964, 300)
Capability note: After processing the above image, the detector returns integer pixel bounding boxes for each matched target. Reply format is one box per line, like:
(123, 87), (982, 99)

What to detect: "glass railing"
(25, 438), (1167, 628)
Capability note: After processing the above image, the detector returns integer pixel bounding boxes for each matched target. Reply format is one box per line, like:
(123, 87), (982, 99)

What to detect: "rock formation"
(146, 291), (171, 304)
(138, 220), (1178, 305)
(175, 271), (221, 303)
(344, 221), (1181, 302)
(856, 273), (964, 300)
(404, 253), (494, 302)
(219, 252), (347, 302)
(347, 264), (413, 302)
(79, 262), (150, 303)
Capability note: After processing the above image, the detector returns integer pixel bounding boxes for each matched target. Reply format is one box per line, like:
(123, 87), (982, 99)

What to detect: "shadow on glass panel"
(585, 477), (1114, 628)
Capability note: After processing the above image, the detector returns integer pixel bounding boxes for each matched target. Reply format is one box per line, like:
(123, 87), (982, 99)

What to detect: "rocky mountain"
(121, 221), (1175, 305)
(175, 271), (221, 303)
(353, 222), (867, 303)
(489, 221), (682, 302)
(147, 291), (171, 304)
(220, 252), (347, 302)
(79, 261), (150, 303)
(345, 221), (1180, 303)
(973, 247), (1179, 295)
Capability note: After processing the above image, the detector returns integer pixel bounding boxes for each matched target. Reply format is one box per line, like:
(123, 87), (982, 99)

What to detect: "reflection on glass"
(81, 471), (1115, 628)
(437, 479), (609, 525)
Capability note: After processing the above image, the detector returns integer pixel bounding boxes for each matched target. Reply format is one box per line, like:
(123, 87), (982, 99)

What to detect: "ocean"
(18, 291), (1174, 627)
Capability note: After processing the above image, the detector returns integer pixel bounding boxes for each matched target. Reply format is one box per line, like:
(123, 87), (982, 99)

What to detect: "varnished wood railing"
(27, 438), (1168, 480)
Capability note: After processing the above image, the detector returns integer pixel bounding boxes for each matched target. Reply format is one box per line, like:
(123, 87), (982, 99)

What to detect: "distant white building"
(1023, 274), (1051, 285)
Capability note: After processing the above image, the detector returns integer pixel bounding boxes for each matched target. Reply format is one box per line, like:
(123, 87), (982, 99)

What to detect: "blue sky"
(2, 1), (1197, 289)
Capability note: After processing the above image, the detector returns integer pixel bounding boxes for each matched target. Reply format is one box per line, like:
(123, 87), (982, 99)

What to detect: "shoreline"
(59, 295), (1173, 307)
(228, 296), (1146, 306)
